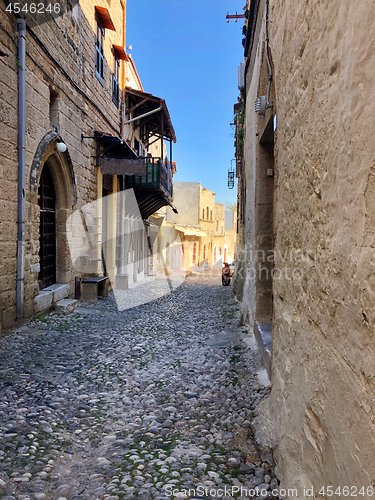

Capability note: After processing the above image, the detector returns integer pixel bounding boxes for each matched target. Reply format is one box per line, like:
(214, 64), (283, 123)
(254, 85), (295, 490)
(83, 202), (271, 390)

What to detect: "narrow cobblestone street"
(0, 275), (277, 500)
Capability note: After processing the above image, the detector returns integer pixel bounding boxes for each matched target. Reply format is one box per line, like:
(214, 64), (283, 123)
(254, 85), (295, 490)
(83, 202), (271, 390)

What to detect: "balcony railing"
(126, 158), (173, 198)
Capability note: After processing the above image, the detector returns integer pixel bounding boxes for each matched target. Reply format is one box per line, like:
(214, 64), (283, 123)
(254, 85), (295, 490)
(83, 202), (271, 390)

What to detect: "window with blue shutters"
(112, 56), (120, 106)
(95, 21), (104, 84)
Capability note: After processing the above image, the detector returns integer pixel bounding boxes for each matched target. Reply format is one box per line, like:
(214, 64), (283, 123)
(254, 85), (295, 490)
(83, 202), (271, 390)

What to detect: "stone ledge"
(54, 299), (78, 315)
(34, 283), (71, 315)
(44, 283), (70, 302)
(254, 321), (272, 379)
(34, 290), (53, 313)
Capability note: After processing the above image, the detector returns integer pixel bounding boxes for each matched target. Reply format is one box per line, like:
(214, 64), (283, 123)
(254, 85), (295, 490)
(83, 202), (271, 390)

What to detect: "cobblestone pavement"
(0, 274), (278, 500)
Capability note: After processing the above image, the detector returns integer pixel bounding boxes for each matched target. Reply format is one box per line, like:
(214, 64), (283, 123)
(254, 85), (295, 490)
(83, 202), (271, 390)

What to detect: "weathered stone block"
(256, 174), (274, 205)
(255, 203), (273, 235)
(34, 290), (53, 313)
(44, 283), (70, 303)
(255, 289), (273, 323)
(80, 282), (98, 302)
(254, 322), (272, 379)
(30, 263), (40, 273)
(116, 274), (129, 290)
(24, 282), (39, 301)
(1, 306), (15, 332)
(54, 298), (78, 314)
(23, 298), (35, 319)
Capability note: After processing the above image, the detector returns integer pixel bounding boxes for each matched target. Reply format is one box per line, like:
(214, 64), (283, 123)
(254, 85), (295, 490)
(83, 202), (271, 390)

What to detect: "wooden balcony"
(125, 158), (173, 219)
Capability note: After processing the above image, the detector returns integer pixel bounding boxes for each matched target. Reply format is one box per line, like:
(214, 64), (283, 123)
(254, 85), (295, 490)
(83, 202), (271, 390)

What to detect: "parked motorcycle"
(222, 264), (231, 286)
(222, 274), (231, 286)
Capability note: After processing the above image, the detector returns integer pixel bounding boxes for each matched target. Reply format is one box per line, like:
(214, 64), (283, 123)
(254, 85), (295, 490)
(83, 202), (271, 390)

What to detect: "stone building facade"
(0, 0), (176, 333)
(165, 182), (236, 270)
(233, 0), (375, 494)
(213, 203), (237, 266)
(1, 0), (123, 332)
(198, 185), (215, 265)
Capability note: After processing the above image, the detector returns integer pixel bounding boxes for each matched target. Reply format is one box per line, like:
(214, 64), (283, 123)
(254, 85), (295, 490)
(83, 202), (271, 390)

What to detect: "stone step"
(34, 290), (53, 313)
(54, 299), (78, 315)
(43, 283), (70, 302)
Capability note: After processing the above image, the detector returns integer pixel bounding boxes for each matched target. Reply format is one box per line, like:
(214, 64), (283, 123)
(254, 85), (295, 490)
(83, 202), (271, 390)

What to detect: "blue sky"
(126, 0), (244, 207)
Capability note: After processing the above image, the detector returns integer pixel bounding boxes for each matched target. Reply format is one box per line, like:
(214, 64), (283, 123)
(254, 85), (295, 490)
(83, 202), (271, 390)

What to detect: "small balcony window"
(112, 56), (120, 106)
(95, 21), (105, 85)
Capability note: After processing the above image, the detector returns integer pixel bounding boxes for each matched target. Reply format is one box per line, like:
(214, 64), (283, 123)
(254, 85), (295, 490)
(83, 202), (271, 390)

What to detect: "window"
(210, 210), (213, 220)
(95, 20), (105, 84)
(206, 206), (209, 220)
(49, 88), (59, 129)
(202, 209), (205, 219)
(112, 55), (120, 106)
(216, 220), (219, 232)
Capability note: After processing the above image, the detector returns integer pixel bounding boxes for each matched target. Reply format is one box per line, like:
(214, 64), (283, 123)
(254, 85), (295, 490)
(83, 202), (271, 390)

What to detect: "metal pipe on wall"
(16, 18), (26, 318)
(119, 0), (126, 140)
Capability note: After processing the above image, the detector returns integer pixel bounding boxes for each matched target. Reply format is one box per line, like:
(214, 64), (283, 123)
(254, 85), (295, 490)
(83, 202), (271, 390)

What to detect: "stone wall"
(239, 0), (375, 494)
(213, 202), (225, 263)
(0, 0), (125, 333)
(232, 0), (265, 326)
(199, 186), (215, 265)
(166, 182), (200, 226)
(224, 211), (237, 266)
(0, 11), (18, 332)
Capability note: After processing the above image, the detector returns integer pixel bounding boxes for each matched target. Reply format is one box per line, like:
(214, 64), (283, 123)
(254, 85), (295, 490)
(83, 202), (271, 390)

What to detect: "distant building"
(164, 182), (236, 270)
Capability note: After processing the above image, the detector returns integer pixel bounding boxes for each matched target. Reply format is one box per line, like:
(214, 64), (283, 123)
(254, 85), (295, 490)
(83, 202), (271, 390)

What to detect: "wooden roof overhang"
(113, 44), (129, 61)
(136, 192), (174, 220)
(125, 87), (176, 147)
(95, 6), (116, 31)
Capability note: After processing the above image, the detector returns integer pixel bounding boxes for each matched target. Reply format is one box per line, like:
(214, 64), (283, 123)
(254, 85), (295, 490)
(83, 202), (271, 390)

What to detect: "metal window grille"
(112, 57), (120, 106)
(95, 23), (104, 84)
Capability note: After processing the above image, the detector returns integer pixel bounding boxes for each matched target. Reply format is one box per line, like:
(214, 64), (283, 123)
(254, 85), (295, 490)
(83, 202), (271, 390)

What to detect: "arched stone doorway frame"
(29, 130), (77, 287)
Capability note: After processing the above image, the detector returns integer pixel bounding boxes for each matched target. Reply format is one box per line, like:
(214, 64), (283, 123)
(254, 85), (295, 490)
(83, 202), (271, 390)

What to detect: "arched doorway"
(38, 162), (56, 289)
(31, 132), (77, 291)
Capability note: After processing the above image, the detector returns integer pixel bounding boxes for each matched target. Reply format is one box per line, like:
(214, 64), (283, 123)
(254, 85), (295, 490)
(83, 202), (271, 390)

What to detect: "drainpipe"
(16, 18), (26, 318)
(119, 0), (126, 141)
